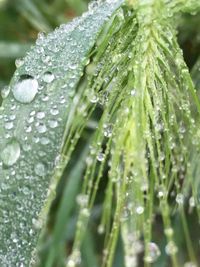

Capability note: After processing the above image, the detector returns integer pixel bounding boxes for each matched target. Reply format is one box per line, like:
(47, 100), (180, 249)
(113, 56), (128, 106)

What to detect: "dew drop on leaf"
(76, 194), (88, 207)
(1, 86), (10, 99)
(176, 193), (184, 205)
(1, 138), (21, 166)
(34, 162), (47, 176)
(88, 92), (99, 103)
(5, 121), (14, 130)
(12, 74), (39, 103)
(97, 152), (105, 162)
(15, 58), (24, 68)
(103, 123), (112, 138)
(165, 241), (178, 255)
(36, 123), (47, 134)
(97, 224), (105, 234)
(130, 89), (136, 96)
(36, 111), (45, 119)
(135, 205), (144, 215)
(189, 196), (195, 207)
(42, 71), (55, 83)
(164, 227), (174, 237)
(144, 242), (161, 263)
(40, 137), (50, 145)
(88, 0), (99, 11)
(50, 107), (59, 116)
(48, 120), (58, 128)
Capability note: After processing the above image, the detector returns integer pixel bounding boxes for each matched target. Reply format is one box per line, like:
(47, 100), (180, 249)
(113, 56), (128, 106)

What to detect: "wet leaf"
(0, 1), (124, 266)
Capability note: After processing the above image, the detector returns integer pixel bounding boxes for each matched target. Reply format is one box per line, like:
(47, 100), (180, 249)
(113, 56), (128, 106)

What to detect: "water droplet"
(48, 120), (58, 128)
(97, 152), (105, 162)
(189, 196), (195, 207)
(15, 58), (24, 68)
(42, 94), (49, 102)
(25, 126), (32, 133)
(88, 0), (99, 11)
(86, 156), (93, 166)
(135, 206), (144, 215)
(9, 114), (16, 121)
(165, 241), (178, 255)
(97, 224), (105, 234)
(40, 137), (50, 145)
(164, 227), (174, 237)
(42, 71), (55, 83)
(34, 163), (47, 176)
(36, 123), (47, 133)
(1, 86), (10, 99)
(1, 139), (21, 166)
(76, 194), (88, 207)
(12, 75), (39, 103)
(103, 123), (112, 138)
(27, 116), (34, 124)
(36, 112), (45, 119)
(144, 242), (161, 263)
(130, 89), (136, 96)
(176, 193), (184, 205)
(88, 92), (99, 103)
(50, 108), (59, 116)
(5, 121), (14, 130)
(67, 250), (81, 267)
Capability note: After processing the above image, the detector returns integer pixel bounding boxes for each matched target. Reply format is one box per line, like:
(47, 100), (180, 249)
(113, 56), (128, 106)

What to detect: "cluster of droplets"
(123, 233), (143, 267)
(144, 242), (161, 263)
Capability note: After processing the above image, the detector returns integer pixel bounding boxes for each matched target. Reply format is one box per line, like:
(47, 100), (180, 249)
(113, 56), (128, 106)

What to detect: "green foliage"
(1, 1), (200, 267)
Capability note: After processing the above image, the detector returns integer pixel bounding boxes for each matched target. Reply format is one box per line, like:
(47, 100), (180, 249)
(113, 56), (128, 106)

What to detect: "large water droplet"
(1, 139), (21, 166)
(12, 75), (39, 103)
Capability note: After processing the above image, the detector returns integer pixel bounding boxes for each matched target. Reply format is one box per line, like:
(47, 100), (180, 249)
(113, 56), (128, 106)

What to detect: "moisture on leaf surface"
(0, 0), (200, 267)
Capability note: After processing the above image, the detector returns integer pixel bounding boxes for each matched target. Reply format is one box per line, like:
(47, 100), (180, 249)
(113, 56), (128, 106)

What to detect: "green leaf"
(0, 1), (124, 266)
(16, 0), (52, 32)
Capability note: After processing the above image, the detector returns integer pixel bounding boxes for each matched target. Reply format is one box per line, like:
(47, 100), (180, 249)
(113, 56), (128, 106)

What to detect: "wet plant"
(0, 0), (200, 267)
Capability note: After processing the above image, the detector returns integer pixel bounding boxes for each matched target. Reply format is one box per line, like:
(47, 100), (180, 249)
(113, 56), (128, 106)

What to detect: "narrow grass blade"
(0, 42), (31, 59)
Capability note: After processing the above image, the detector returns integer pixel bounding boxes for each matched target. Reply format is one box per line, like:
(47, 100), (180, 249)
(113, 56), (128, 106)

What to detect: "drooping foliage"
(0, 1), (200, 267)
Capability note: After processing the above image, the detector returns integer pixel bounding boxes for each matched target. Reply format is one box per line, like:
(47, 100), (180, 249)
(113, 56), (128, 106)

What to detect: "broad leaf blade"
(0, 1), (124, 266)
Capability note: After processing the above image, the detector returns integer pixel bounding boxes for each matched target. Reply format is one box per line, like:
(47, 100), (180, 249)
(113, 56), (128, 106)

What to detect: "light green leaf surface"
(0, 1), (124, 266)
